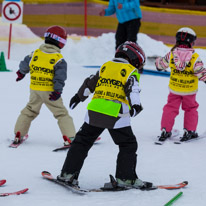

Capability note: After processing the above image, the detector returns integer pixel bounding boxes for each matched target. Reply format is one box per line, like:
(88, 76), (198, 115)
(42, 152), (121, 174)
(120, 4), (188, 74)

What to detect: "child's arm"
(193, 57), (206, 82)
(53, 59), (67, 93)
(69, 71), (99, 109)
(16, 54), (33, 81)
(155, 52), (171, 71)
(19, 54), (32, 74)
(124, 73), (143, 117)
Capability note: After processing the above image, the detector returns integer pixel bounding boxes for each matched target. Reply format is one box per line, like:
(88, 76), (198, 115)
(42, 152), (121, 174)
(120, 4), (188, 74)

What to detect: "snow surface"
(1, 22), (206, 206)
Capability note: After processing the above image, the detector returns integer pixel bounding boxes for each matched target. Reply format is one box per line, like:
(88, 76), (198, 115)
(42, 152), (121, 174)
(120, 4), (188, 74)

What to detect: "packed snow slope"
(1, 22), (206, 206)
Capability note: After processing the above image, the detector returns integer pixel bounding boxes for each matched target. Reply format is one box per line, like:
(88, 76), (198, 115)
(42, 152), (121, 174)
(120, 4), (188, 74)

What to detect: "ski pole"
(164, 192), (183, 206)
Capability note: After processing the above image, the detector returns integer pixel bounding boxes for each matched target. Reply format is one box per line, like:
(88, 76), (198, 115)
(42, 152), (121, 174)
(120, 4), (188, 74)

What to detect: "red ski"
(0, 188), (29, 197)
(90, 180), (188, 192)
(0, 180), (6, 186)
(53, 136), (101, 152)
(157, 181), (188, 189)
(9, 134), (29, 148)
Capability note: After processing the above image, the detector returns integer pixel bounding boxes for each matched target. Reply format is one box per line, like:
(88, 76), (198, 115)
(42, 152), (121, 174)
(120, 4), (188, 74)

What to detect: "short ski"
(174, 131), (206, 144)
(9, 134), (29, 148)
(42, 171), (188, 194)
(89, 175), (188, 192)
(53, 137), (101, 152)
(41, 171), (88, 195)
(0, 188), (29, 197)
(155, 129), (180, 145)
(0, 180), (6, 186)
(89, 181), (188, 192)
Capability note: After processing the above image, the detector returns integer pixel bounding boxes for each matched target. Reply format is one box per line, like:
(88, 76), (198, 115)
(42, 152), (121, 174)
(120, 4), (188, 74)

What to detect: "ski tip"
(53, 145), (71, 152)
(96, 137), (101, 141)
(183, 181), (188, 185)
(22, 188), (29, 193)
(154, 142), (163, 145)
(42, 171), (50, 174)
(0, 179), (6, 185)
(41, 171), (54, 180)
(41, 171), (51, 176)
(15, 188), (29, 195)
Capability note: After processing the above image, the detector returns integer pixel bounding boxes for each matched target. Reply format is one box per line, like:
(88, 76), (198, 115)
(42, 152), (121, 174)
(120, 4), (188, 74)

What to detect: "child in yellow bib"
(155, 27), (206, 143)
(57, 42), (153, 190)
(13, 26), (76, 147)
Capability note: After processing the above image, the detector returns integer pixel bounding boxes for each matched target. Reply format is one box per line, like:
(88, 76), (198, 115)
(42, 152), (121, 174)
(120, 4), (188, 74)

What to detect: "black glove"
(16, 70), (25, 82)
(49, 91), (61, 101)
(70, 94), (80, 109)
(130, 104), (143, 117)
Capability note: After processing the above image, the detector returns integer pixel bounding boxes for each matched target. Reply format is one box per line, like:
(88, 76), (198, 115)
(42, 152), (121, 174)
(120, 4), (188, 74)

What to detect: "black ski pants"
(115, 18), (141, 49)
(62, 122), (138, 180)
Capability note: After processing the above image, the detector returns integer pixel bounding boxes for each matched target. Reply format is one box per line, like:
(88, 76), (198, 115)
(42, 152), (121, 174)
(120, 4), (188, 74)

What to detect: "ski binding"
(174, 131), (206, 144)
(9, 134), (29, 148)
(155, 129), (180, 145)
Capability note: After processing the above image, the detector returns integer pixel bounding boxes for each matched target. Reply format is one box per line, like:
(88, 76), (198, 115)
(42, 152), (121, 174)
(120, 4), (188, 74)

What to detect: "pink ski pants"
(161, 92), (199, 132)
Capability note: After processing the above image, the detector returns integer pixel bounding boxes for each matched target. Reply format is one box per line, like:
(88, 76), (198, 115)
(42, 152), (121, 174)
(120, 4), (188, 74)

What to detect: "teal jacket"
(104, 0), (142, 23)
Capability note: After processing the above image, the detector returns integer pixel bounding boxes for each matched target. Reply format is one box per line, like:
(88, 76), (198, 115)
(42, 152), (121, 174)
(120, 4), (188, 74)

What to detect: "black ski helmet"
(176, 27), (196, 46)
(115, 41), (146, 69)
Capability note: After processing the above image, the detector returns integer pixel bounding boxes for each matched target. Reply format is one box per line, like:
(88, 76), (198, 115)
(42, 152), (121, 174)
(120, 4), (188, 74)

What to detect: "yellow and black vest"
(92, 61), (137, 105)
(29, 49), (63, 91)
(169, 52), (199, 94)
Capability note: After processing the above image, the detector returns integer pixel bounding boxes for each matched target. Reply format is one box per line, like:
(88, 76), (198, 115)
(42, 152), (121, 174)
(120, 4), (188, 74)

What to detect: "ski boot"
(180, 129), (198, 142)
(102, 175), (153, 191)
(63, 136), (75, 146)
(116, 177), (153, 190)
(57, 172), (79, 188)
(157, 128), (172, 142)
(13, 131), (23, 144)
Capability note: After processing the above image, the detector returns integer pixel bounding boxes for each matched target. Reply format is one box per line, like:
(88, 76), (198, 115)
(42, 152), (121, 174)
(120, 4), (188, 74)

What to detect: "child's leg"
(61, 123), (104, 175)
(14, 90), (43, 137)
(182, 94), (199, 131)
(161, 92), (182, 132)
(109, 126), (137, 180)
(44, 92), (76, 138)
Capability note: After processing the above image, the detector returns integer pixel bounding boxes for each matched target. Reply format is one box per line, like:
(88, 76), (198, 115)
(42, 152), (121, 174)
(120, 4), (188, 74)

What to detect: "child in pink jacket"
(155, 27), (206, 143)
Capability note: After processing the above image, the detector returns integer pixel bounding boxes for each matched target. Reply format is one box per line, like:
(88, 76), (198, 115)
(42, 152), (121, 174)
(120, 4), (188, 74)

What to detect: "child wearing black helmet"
(155, 27), (206, 143)
(13, 25), (76, 146)
(57, 41), (153, 190)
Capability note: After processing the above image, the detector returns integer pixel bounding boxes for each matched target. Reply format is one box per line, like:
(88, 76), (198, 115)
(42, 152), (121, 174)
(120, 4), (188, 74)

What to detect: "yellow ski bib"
(92, 61), (137, 105)
(169, 52), (199, 94)
(29, 49), (63, 91)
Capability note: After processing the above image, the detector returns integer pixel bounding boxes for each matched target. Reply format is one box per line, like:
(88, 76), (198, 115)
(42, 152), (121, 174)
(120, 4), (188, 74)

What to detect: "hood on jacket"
(172, 47), (195, 71)
(39, 43), (61, 54)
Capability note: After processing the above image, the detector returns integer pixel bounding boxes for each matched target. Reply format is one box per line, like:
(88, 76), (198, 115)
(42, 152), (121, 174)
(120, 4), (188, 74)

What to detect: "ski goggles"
(44, 32), (67, 45)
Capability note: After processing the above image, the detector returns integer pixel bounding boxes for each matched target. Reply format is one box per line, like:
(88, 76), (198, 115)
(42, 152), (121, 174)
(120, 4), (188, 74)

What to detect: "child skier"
(155, 27), (206, 143)
(57, 41), (153, 190)
(13, 25), (76, 146)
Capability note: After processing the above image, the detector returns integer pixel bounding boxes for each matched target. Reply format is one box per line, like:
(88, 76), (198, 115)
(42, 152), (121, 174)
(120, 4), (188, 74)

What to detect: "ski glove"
(70, 94), (80, 109)
(130, 104), (143, 117)
(49, 91), (61, 101)
(16, 70), (25, 82)
(155, 57), (163, 71)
